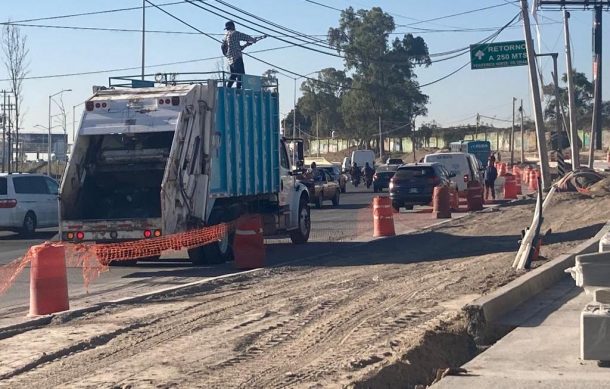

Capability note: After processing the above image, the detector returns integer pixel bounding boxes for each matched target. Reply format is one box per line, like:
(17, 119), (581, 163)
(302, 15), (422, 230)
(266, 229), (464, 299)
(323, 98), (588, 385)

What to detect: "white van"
(341, 156), (351, 173)
(351, 149), (375, 170)
(0, 173), (60, 235)
(423, 152), (482, 193)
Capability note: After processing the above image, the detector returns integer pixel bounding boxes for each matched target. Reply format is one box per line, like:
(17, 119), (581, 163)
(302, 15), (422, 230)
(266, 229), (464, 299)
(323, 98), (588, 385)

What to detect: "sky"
(0, 0), (606, 143)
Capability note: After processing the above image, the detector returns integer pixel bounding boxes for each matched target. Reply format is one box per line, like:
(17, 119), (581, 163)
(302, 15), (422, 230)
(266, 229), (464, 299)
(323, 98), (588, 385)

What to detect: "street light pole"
(48, 89), (71, 176)
(293, 78), (297, 139)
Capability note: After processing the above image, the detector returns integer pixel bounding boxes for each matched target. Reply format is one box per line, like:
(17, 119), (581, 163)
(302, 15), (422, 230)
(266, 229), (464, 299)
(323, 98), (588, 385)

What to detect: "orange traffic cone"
(233, 215), (265, 269)
(29, 243), (69, 316)
(373, 196), (395, 237)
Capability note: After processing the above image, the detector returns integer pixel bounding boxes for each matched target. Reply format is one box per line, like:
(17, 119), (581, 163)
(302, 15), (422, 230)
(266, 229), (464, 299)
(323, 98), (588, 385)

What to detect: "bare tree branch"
(2, 21), (29, 171)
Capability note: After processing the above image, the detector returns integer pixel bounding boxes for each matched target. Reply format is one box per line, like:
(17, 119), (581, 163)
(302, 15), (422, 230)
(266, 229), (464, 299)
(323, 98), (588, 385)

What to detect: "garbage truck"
(59, 72), (311, 265)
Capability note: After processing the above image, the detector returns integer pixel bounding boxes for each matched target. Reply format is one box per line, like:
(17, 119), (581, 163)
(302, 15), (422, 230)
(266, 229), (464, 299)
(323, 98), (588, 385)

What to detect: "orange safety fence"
(0, 223), (231, 296)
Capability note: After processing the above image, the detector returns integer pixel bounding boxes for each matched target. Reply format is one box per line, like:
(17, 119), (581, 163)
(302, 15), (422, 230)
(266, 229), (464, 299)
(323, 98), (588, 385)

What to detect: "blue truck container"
(450, 140), (491, 167)
(211, 87), (280, 197)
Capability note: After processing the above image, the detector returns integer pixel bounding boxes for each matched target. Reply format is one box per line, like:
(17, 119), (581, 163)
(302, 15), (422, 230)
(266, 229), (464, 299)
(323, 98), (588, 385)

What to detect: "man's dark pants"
(227, 57), (245, 89)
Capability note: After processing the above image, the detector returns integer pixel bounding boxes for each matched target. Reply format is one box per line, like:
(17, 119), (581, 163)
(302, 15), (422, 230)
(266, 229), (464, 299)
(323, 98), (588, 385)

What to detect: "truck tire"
(188, 210), (235, 266)
(315, 193), (323, 209)
(391, 201), (401, 212)
(332, 190), (340, 206)
(20, 212), (36, 236)
(290, 197), (310, 244)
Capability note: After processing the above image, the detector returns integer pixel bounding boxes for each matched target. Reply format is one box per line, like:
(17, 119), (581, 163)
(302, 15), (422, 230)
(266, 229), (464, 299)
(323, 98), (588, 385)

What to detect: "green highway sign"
(470, 40), (527, 70)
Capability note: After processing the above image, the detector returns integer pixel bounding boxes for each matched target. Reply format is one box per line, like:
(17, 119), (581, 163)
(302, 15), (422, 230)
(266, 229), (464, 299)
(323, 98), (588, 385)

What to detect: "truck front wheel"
(290, 197), (311, 244)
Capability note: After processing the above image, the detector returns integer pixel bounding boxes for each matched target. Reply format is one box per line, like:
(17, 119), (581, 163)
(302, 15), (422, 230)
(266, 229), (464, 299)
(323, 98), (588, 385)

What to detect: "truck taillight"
(76, 231), (85, 240)
(158, 99), (164, 105)
(171, 96), (180, 106)
(154, 229), (162, 237)
(85, 101), (94, 111)
(464, 174), (469, 183)
(0, 199), (17, 208)
(144, 230), (152, 238)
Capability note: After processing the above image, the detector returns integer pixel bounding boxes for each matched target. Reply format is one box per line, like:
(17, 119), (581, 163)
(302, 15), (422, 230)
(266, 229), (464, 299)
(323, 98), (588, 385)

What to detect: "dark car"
(386, 158), (404, 165)
(373, 165), (398, 193)
(389, 163), (454, 211)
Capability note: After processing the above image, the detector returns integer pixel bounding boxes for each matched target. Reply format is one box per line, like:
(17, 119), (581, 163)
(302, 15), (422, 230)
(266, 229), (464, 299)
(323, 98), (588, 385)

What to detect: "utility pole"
(141, 0), (146, 80)
(520, 0), (551, 190)
(591, 5), (603, 156)
(476, 113), (480, 142)
(520, 99), (525, 163)
(1, 90), (5, 172)
(563, 11), (580, 170)
(509, 97), (517, 166)
(316, 112), (320, 157)
(378, 116), (382, 159)
(293, 78), (297, 139)
(7, 94), (12, 174)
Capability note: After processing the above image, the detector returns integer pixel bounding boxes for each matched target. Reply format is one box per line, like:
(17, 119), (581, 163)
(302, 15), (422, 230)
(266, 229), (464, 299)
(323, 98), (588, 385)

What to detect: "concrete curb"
(465, 220), (610, 341)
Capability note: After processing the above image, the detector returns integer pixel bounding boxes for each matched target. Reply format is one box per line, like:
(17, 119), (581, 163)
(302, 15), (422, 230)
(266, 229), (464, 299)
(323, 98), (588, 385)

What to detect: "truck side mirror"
(296, 141), (304, 168)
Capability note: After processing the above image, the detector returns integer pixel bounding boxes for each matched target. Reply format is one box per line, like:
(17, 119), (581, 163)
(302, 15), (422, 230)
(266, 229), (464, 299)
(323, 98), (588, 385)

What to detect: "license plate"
(409, 188), (419, 193)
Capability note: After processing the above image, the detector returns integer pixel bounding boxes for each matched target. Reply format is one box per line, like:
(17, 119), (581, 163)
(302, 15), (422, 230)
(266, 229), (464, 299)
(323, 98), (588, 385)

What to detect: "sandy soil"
(0, 192), (608, 389)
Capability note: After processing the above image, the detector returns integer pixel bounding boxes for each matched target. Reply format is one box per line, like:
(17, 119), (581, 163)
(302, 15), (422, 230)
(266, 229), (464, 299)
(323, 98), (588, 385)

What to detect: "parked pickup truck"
(60, 72), (311, 265)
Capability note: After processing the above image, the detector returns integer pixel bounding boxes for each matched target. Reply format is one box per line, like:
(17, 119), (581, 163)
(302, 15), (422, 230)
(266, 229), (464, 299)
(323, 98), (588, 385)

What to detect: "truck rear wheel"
(188, 237), (233, 266)
(290, 197), (310, 244)
(188, 221), (234, 266)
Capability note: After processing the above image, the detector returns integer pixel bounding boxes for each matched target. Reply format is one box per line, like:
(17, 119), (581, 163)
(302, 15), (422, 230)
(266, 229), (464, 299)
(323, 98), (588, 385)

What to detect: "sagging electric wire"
(212, 0), (331, 46)
(185, 0), (341, 57)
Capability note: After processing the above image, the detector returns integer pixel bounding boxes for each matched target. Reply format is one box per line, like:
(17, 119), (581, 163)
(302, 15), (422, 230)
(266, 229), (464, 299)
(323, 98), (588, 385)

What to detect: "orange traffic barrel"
(522, 166), (532, 185)
(499, 163), (508, 176)
(29, 243), (69, 316)
(512, 165), (520, 175)
(449, 187), (460, 211)
(233, 215), (265, 269)
(466, 181), (484, 211)
(433, 186), (451, 219)
(373, 196), (395, 237)
(503, 173), (518, 199)
(529, 170), (539, 191)
(514, 171), (523, 195)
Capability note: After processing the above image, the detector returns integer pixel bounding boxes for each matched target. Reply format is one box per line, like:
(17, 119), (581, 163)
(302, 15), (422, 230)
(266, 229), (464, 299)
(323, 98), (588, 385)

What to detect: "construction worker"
(221, 21), (260, 89)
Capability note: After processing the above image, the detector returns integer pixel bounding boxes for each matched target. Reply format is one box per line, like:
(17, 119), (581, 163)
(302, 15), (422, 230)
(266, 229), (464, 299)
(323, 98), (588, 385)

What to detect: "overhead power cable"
(185, 0), (340, 56)
(0, 44), (299, 82)
(397, 2), (516, 27)
(5, 1), (184, 24)
(303, 0), (343, 12)
(213, 0), (330, 46)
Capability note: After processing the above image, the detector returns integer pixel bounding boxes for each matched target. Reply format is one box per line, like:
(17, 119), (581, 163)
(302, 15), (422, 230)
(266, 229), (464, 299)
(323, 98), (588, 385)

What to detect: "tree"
(328, 7), (430, 152)
(2, 22), (29, 172)
(543, 70), (593, 127)
(297, 68), (351, 139)
(261, 68), (279, 91)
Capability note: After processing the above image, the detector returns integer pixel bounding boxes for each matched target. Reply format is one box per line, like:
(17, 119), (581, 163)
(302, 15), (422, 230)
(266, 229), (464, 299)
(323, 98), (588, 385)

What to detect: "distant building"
(0, 130), (68, 162)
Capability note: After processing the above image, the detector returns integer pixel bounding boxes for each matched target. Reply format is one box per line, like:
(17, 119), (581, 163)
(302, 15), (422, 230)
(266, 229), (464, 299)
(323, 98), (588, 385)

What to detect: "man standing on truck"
(221, 21), (259, 89)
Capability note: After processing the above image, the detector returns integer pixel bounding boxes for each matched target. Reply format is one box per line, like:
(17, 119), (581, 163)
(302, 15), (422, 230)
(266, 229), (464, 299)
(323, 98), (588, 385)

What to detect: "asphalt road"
(0, 184), (394, 324)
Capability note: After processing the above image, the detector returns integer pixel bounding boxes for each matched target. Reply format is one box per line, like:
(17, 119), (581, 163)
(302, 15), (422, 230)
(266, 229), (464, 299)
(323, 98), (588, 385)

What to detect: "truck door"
(279, 142), (294, 207)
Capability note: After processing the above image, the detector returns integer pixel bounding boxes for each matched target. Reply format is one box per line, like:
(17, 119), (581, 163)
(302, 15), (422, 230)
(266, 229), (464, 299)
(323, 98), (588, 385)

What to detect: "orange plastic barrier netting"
(0, 223), (231, 296)
(93, 223), (231, 264)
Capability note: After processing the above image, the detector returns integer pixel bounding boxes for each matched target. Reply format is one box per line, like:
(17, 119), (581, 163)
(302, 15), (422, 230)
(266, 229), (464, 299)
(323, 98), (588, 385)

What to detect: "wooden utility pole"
(563, 10), (580, 170)
(520, 0), (551, 189)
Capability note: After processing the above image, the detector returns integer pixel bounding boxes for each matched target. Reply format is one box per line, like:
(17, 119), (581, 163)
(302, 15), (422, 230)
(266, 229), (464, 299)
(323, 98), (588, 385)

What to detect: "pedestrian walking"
(484, 156), (498, 201)
(221, 21), (262, 89)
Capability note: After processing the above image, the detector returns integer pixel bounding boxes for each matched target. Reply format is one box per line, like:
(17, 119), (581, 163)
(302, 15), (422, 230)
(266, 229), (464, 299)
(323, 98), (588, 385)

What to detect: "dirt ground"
(1, 192), (609, 389)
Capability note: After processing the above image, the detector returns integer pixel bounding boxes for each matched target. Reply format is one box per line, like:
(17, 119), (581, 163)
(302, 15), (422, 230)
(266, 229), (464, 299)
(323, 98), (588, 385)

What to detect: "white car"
(423, 152), (484, 193)
(0, 173), (60, 235)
